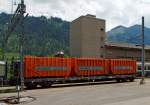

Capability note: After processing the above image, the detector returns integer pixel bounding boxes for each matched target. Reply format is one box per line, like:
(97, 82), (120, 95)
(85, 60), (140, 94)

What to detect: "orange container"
(109, 59), (136, 75)
(74, 58), (109, 76)
(23, 56), (136, 79)
(24, 56), (72, 78)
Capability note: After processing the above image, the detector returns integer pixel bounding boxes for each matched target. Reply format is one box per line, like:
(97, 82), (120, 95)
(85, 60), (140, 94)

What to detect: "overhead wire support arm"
(2, 0), (26, 60)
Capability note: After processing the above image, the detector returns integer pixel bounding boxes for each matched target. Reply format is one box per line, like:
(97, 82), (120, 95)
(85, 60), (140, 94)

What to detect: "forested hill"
(0, 13), (70, 56)
(1, 13), (149, 57)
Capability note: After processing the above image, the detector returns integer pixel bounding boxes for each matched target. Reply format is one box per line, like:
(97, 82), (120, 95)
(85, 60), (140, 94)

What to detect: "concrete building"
(70, 14), (105, 57)
(70, 14), (150, 61)
(105, 42), (150, 61)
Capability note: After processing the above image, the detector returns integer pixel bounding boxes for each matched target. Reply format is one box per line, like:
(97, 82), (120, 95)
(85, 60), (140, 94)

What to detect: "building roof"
(105, 41), (150, 50)
(72, 14), (105, 23)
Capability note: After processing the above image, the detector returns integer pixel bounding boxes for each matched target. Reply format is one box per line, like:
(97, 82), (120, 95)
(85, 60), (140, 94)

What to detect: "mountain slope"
(107, 25), (150, 45)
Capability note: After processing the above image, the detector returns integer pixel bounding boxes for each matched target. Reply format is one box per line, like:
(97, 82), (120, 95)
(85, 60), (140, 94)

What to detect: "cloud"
(0, 0), (150, 30)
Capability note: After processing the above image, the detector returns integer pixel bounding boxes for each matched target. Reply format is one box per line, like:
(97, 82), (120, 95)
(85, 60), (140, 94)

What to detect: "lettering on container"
(113, 66), (132, 70)
(35, 66), (67, 71)
(79, 66), (103, 70)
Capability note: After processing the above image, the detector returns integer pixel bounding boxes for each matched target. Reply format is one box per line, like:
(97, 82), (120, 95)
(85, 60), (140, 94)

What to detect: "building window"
(145, 66), (147, 70)
(147, 66), (150, 70)
(100, 28), (104, 31)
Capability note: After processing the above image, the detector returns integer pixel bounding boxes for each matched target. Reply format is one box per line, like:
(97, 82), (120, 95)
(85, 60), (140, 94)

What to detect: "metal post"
(11, 0), (14, 14)
(140, 16), (145, 84)
(1, 78), (3, 87)
(17, 86), (20, 103)
(2, 23), (8, 61)
(20, 43), (24, 90)
(17, 74), (20, 103)
(20, 0), (26, 90)
(5, 61), (7, 81)
(20, 19), (24, 90)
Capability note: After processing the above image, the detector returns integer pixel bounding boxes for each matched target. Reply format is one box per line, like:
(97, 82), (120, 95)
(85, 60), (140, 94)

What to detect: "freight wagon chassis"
(76, 75), (135, 83)
(24, 78), (66, 89)
(24, 75), (135, 89)
(25, 79), (50, 89)
(113, 75), (135, 82)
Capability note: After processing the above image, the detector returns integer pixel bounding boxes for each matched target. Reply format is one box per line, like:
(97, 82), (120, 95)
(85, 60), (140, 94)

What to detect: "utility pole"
(20, 13), (28, 90)
(1, 0), (26, 103)
(140, 16), (145, 84)
(2, 0), (26, 91)
(11, 0), (14, 14)
(19, 0), (26, 90)
(17, 0), (27, 103)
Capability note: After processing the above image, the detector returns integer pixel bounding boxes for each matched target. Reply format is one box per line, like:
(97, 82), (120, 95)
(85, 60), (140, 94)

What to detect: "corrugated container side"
(24, 56), (72, 78)
(109, 59), (136, 75)
(74, 58), (108, 76)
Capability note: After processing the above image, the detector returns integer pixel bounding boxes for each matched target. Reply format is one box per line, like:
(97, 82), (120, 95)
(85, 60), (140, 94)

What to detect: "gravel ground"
(1, 79), (150, 105)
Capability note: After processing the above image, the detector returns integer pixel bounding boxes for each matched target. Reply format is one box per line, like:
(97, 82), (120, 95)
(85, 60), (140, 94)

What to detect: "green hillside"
(0, 13), (70, 57)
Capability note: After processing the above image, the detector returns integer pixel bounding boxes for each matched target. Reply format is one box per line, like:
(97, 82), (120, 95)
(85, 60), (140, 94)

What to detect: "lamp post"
(140, 16), (145, 84)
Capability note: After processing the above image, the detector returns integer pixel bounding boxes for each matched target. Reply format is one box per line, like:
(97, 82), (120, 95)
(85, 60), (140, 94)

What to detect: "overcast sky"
(0, 0), (150, 30)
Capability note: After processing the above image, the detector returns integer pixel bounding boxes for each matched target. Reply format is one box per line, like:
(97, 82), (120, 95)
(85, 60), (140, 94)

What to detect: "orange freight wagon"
(10, 56), (137, 89)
